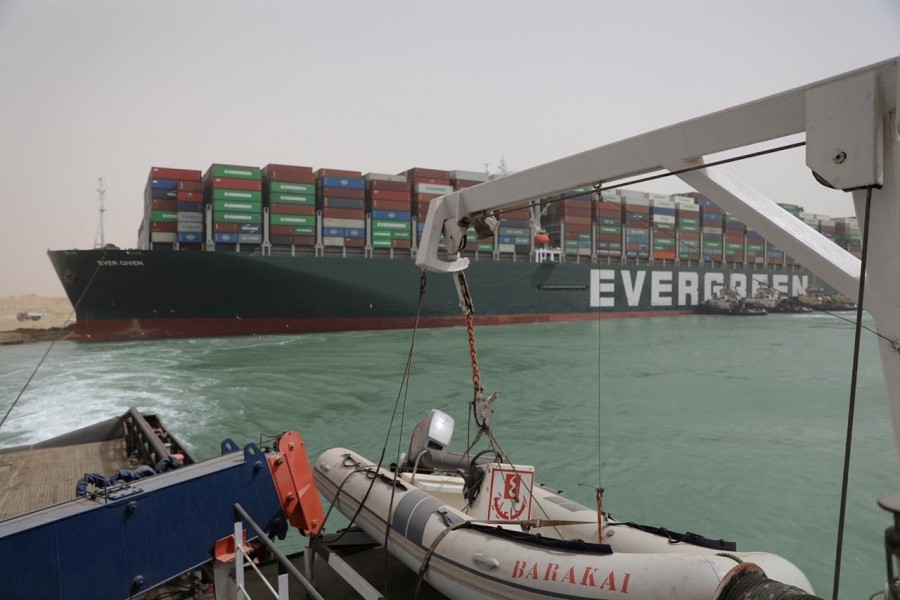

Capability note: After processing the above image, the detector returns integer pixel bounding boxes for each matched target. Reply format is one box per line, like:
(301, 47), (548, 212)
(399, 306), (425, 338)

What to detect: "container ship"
(48, 164), (860, 341)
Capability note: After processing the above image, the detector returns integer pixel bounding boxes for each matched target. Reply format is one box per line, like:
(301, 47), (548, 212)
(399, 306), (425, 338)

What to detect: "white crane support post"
(416, 57), (900, 458)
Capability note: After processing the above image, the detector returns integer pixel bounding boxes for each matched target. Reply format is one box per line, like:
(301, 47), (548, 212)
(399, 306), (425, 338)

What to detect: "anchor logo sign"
(489, 468), (533, 521)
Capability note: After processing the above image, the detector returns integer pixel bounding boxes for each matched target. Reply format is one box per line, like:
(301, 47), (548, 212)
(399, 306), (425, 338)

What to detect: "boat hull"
(48, 249), (814, 341)
(313, 447), (814, 600)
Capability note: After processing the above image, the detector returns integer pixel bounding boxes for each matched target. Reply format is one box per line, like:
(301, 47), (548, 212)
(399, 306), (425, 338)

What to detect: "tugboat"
(695, 286), (767, 316)
(744, 287), (813, 314)
(796, 285), (857, 311)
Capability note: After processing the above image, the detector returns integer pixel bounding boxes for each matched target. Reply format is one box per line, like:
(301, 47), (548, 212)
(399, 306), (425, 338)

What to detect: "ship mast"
(93, 176), (106, 249)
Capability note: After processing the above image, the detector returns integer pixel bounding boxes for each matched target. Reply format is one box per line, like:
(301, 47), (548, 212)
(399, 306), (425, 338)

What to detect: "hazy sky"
(1, 1), (898, 297)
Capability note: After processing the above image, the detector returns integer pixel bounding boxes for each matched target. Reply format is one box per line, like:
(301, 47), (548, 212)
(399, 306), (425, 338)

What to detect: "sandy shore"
(0, 296), (76, 344)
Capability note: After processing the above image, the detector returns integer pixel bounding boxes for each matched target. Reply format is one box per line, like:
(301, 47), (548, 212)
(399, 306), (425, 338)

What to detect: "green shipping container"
(211, 165), (261, 180)
(372, 220), (411, 231)
(212, 189), (262, 202)
(372, 239), (393, 248)
(216, 212), (262, 224)
(270, 214), (314, 226)
(747, 244), (765, 251)
(392, 231), (412, 240)
(653, 238), (675, 248)
(726, 242), (744, 250)
(702, 241), (722, 249)
(596, 225), (621, 234)
(477, 243), (494, 251)
(269, 182), (315, 194)
(270, 192), (315, 205)
(214, 199), (260, 213)
(292, 226), (316, 235)
(151, 210), (178, 222)
(372, 230), (393, 239)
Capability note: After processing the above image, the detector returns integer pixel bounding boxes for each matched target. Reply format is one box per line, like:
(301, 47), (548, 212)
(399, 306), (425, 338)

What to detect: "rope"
(0, 252), (106, 431)
(319, 271), (429, 552)
(832, 186), (875, 600)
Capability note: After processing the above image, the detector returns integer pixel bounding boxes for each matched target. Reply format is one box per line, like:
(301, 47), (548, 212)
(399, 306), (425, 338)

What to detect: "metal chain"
(465, 312), (483, 396)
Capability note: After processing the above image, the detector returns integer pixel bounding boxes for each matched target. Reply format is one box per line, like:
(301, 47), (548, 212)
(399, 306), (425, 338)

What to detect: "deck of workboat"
(0, 438), (133, 520)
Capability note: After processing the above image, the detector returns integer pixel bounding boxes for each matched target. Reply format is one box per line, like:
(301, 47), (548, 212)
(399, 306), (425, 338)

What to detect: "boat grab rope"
(832, 186), (876, 600)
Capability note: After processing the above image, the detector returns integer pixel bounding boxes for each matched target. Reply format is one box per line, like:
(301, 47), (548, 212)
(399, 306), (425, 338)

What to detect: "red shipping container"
(319, 187), (364, 200)
(211, 177), (263, 192)
(315, 168), (362, 179)
(452, 179), (484, 188)
(292, 235), (316, 246)
(402, 167), (451, 180)
(178, 181), (204, 192)
(679, 232), (701, 241)
(562, 216), (593, 227)
(176, 191), (203, 202)
(501, 208), (531, 219)
(263, 164), (315, 183)
(343, 238), (365, 247)
(411, 177), (451, 187)
(214, 223), (240, 233)
(270, 225), (294, 235)
(151, 199), (177, 211)
(368, 189), (411, 202)
(370, 199), (412, 211)
(367, 180), (409, 192)
(270, 204), (316, 216)
(150, 222), (177, 233)
(415, 193), (442, 202)
(392, 239), (412, 249)
(724, 233), (744, 242)
(151, 167), (202, 181)
(653, 251), (677, 260)
(322, 208), (365, 220)
(595, 234), (622, 242)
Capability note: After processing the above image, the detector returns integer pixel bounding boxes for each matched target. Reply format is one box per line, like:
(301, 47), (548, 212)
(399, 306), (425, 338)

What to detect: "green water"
(1, 313), (897, 598)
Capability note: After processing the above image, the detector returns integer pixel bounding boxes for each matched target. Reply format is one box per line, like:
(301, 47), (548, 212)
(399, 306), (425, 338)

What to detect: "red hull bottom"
(69, 310), (694, 342)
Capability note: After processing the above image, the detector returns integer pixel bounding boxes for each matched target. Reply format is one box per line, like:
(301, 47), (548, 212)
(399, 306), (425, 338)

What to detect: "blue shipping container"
(319, 176), (365, 190)
(372, 210), (411, 221)
(177, 201), (203, 213)
(238, 233), (262, 244)
(345, 228), (365, 239)
(151, 188), (178, 200)
(177, 232), (202, 243)
(213, 233), (238, 243)
(151, 178), (179, 191)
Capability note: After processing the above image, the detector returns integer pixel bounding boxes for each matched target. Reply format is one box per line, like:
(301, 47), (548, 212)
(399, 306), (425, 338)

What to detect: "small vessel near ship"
(695, 286), (767, 316)
(4, 56), (900, 599)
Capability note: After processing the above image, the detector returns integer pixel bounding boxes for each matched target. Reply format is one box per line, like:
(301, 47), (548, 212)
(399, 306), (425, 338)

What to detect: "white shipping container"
(450, 170), (489, 182)
(498, 243), (516, 253)
(177, 222), (203, 233)
(671, 195), (694, 203)
(617, 189), (647, 200)
(364, 172), (407, 183)
(177, 212), (203, 223)
(623, 196), (651, 207)
(650, 198), (676, 208)
(648, 193), (669, 202)
(323, 218), (366, 229)
(151, 232), (177, 243)
(323, 237), (345, 247)
(702, 226), (723, 235)
(652, 215), (676, 224)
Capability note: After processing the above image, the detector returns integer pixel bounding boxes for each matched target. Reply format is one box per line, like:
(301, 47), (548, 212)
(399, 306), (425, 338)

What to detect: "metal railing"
(232, 503), (325, 600)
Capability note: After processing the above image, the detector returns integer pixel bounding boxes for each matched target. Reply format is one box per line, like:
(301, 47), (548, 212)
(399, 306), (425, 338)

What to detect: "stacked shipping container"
(316, 168), (366, 248)
(621, 190), (650, 259)
(205, 164), (263, 249)
(366, 173), (411, 250)
(264, 164), (317, 247)
(674, 195), (700, 261)
(649, 194), (676, 260)
(144, 167), (204, 248)
(595, 190), (623, 258)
